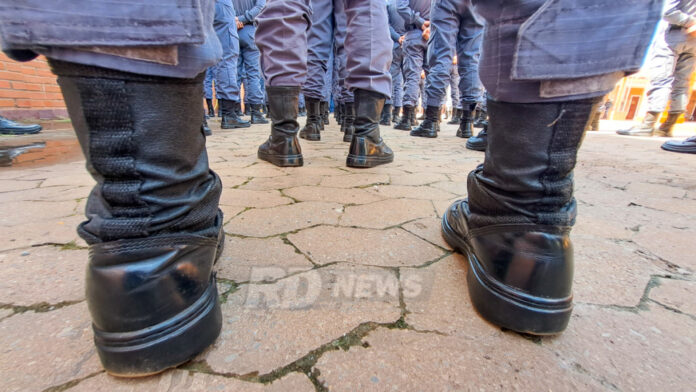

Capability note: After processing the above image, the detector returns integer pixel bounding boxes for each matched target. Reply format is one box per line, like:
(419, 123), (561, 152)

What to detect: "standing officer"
(410, 0), (483, 139)
(255, 0), (394, 168)
(232, 0), (269, 124)
(394, 0), (431, 131)
(382, 0), (407, 126)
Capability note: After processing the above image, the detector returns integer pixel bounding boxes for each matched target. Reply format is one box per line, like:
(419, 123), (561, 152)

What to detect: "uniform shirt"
(397, 0), (431, 29)
(231, 0), (265, 24)
(388, 0), (407, 42)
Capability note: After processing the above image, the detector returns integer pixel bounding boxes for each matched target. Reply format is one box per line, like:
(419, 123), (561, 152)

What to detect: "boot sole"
(441, 213), (572, 335)
(251, 120), (269, 125)
(343, 134), (353, 143)
(300, 134), (321, 141)
(661, 143), (696, 154)
(346, 154), (394, 168)
(393, 125), (412, 131)
(221, 124), (251, 129)
(95, 279), (222, 377)
(258, 150), (304, 167)
(0, 127), (42, 135)
(466, 141), (486, 151)
(410, 132), (437, 138)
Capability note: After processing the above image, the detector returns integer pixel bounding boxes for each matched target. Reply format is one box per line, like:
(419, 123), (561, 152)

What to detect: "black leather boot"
(217, 99), (223, 117)
(466, 127), (487, 151)
(50, 60), (224, 376)
(202, 116), (212, 136)
(336, 102), (344, 125)
(380, 103), (392, 126)
(392, 106), (401, 124)
(0, 115), (42, 135)
(457, 103), (476, 138)
(243, 103), (250, 116)
(473, 107), (488, 128)
(442, 98), (599, 335)
(300, 97), (322, 141)
(250, 103), (269, 124)
(258, 86), (304, 167)
(321, 101), (330, 125)
(346, 89), (394, 168)
(342, 102), (356, 142)
(616, 111), (658, 136)
(410, 105), (440, 138)
(205, 98), (215, 118)
(221, 99), (251, 129)
(298, 105), (307, 117)
(655, 112), (681, 137)
(394, 105), (414, 130)
(447, 108), (461, 125)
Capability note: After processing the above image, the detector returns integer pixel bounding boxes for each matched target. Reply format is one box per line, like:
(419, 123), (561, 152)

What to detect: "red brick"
(0, 99), (15, 108)
(11, 82), (42, 91)
(15, 99), (31, 108)
(19, 67), (36, 75)
(45, 85), (61, 93)
(3, 62), (24, 73)
(0, 70), (26, 82)
(0, 81), (11, 89)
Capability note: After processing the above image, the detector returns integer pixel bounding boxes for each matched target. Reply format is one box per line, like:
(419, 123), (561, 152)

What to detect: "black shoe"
(447, 108), (461, 125)
(380, 103), (392, 126)
(441, 199), (573, 335)
(466, 128), (487, 151)
(457, 105), (475, 138)
(250, 103), (269, 124)
(410, 105), (439, 138)
(662, 136), (696, 154)
(336, 103), (344, 125)
(616, 111), (658, 136)
(342, 102), (356, 142)
(346, 90), (394, 168)
(220, 100), (251, 129)
(217, 99), (223, 117)
(299, 97), (322, 141)
(205, 98), (215, 118)
(320, 101), (330, 125)
(394, 105), (414, 131)
(243, 103), (250, 116)
(202, 117), (212, 136)
(473, 108), (487, 128)
(0, 116), (42, 135)
(258, 86), (304, 167)
(392, 106), (401, 123)
(50, 60), (223, 376)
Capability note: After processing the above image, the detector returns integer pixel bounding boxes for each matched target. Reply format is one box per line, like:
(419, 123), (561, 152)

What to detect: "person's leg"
(239, 25), (269, 124)
(657, 38), (696, 136)
(343, 0), (394, 168)
(447, 65), (462, 124)
(255, 0), (311, 167)
(204, 66), (216, 117)
(215, 2), (250, 129)
(390, 47), (404, 123)
(395, 28), (425, 130)
(456, 3), (484, 139)
(334, 0), (356, 141)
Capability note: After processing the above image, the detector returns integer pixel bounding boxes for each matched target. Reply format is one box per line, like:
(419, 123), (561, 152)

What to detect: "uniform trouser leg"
(215, 23), (241, 101)
(402, 29), (426, 107)
(204, 66), (216, 99)
(334, 0), (354, 103)
(669, 42), (696, 113)
(450, 65), (461, 109)
(239, 25), (265, 105)
(456, 3), (483, 107)
(390, 47), (404, 107)
(303, 0), (333, 102)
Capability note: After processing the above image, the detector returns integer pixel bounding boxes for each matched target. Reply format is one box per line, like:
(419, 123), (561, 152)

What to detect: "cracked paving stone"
(40, 174), (95, 188)
(240, 175), (324, 191)
(0, 200), (78, 227)
(432, 197), (459, 218)
(367, 184), (457, 200)
(340, 199), (435, 229)
(283, 186), (384, 205)
(0, 309), (12, 320)
(213, 165), (287, 178)
(572, 236), (662, 306)
(216, 236), (313, 282)
(314, 328), (603, 391)
(217, 175), (249, 188)
(65, 370), (314, 392)
(0, 246), (86, 305)
(428, 180), (467, 196)
(219, 205), (246, 223)
(320, 173), (389, 188)
(0, 185), (90, 203)
(648, 278), (696, 315)
(546, 304), (696, 391)
(225, 202), (343, 237)
(205, 264), (401, 375)
(219, 189), (293, 209)
(0, 302), (101, 392)
(0, 179), (41, 192)
(388, 172), (449, 186)
(287, 226), (443, 267)
(632, 226), (696, 272)
(0, 214), (87, 252)
(402, 217), (451, 249)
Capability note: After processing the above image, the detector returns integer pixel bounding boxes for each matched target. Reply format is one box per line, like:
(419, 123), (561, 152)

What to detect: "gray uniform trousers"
(214, 0), (242, 101)
(647, 24), (696, 113)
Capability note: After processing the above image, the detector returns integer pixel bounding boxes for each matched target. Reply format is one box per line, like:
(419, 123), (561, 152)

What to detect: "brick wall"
(0, 52), (67, 121)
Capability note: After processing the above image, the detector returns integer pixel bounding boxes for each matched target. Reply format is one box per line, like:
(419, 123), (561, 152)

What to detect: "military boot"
(392, 106), (401, 123)
(250, 103), (269, 124)
(655, 112), (681, 137)
(410, 105), (440, 138)
(202, 116), (212, 136)
(299, 97), (322, 141)
(447, 108), (461, 125)
(394, 105), (414, 130)
(50, 60), (224, 376)
(205, 98), (215, 118)
(220, 100), (251, 129)
(342, 102), (356, 142)
(243, 103), (250, 116)
(466, 127), (487, 151)
(457, 104), (476, 138)
(442, 97), (600, 335)
(258, 86), (304, 167)
(346, 89), (394, 168)
(336, 102), (344, 125)
(380, 103), (393, 126)
(321, 101), (330, 126)
(616, 111), (659, 136)
(217, 99), (223, 117)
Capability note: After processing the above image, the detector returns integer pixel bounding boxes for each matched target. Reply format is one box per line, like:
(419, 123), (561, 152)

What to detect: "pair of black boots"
(258, 87), (393, 168)
(298, 97), (330, 141)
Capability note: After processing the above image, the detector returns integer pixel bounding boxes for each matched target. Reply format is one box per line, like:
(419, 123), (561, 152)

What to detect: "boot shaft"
(267, 86), (301, 136)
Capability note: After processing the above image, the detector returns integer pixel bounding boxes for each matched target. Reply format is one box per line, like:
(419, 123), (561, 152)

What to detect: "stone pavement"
(0, 118), (695, 391)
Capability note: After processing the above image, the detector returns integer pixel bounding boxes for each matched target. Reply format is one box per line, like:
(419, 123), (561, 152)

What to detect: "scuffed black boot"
(50, 60), (224, 376)
(442, 98), (599, 335)
(392, 106), (401, 123)
(473, 107), (488, 128)
(202, 116), (212, 136)
(321, 101), (330, 125)
(217, 99), (223, 117)
(0, 115), (42, 135)
(221, 100), (251, 129)
(205, 98), (215, 118)
(394, 105), (414, 130)
(299, 97), (322, 141)
(655, 112), (681, 137)
(447, 108), (461, 125)
(466, 127), (487, 151)
(342, 102), (356, 142)
(457, 104), (476, 138)
(251, 103), (269, 124)
(380, 103), (392, 126)
(258, 86), (304, 167)
(346, 89), (394, 168)
(616, 111), (658, 136)
(410, 105), (440, 138)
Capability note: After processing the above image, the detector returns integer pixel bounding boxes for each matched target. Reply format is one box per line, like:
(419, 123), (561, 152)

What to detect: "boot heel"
(94, 279), (222, 377)
(346, 154), (393, 168)
(258, 150), (304, 167)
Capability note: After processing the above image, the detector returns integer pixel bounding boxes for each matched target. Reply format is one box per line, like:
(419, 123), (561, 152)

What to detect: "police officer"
(393, 0), (430, 131)
(255, 0), (394, 167)
(618, 0), (696, 138)
(231, 0), (267, 124)
(410, 0), (483, 139)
